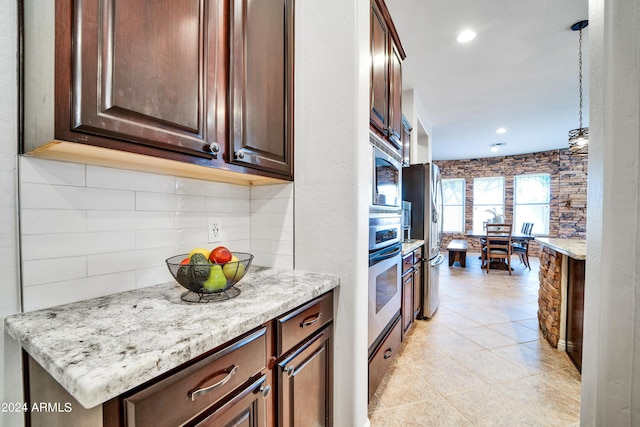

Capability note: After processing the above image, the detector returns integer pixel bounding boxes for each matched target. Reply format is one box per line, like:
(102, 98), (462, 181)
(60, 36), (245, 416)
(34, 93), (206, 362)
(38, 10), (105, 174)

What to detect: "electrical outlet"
(207, 218), (222, 243)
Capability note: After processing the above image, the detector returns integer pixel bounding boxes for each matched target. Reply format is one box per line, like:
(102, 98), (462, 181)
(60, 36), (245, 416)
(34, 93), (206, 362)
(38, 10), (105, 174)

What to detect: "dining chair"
(482, 223), (513, 275)
(512, 222), (532, 270)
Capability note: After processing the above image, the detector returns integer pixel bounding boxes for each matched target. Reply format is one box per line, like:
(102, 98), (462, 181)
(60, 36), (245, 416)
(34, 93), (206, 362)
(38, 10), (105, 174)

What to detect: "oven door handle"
(369, 244), (402, 266)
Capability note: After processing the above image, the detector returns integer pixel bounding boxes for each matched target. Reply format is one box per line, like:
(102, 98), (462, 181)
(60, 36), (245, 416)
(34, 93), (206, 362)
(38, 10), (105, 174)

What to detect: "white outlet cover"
(208, 218), (223, 243)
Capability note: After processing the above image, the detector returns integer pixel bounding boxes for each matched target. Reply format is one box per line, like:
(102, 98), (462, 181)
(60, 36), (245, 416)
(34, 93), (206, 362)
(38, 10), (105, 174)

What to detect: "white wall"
(401, 89), (433, 164)
(582, 0), (640, 424)
(0, 2), (24, 426)
(294, 0), (370, 426)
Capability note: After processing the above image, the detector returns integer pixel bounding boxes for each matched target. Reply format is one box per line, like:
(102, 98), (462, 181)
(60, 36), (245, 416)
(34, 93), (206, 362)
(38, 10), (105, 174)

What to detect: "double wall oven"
(368, 133), (403, 351)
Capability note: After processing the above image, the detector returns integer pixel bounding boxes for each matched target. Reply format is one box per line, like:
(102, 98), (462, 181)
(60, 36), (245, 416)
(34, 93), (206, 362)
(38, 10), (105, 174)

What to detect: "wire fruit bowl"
(166, 252), (254, 302)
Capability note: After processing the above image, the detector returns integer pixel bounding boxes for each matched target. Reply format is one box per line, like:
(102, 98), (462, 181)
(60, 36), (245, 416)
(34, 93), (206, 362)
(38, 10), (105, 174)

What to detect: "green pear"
(203, 264), (228, 291)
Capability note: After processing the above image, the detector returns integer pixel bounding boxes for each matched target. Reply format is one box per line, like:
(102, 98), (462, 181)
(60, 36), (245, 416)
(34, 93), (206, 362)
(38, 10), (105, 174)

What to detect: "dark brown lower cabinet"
(566, 258), (585, 372)
(412, 260), (422, 319)
(193, 375), (268, 427)
(277, 327), (333, 427)
(368, 316), (401, 402)
(402, 270), (414, 337)
(24, 291), (335, 427)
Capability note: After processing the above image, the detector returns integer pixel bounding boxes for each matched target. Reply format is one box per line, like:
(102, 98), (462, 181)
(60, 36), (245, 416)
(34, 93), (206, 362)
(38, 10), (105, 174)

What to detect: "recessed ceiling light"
(496, 128), (507, 134)
(457, 30), (476, 43)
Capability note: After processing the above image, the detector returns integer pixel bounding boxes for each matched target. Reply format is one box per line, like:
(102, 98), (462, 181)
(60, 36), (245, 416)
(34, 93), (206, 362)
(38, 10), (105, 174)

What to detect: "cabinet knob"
(383, 348), (393, 359)
(259, 384), (271, 399)
(205, 142), (221, 154)
(235, 150), (245, 160)
(284, 365), (295, 377)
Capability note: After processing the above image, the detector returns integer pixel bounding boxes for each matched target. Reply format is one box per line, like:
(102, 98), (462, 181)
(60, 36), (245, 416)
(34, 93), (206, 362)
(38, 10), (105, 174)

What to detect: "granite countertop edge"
(4, 267), (340, 409)
(537, 238), (587, 260)
(401, 239), (425, 255)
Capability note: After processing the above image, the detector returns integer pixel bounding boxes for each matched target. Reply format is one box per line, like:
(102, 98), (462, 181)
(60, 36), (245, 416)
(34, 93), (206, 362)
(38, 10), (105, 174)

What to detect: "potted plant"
(485, 208), (505, 224)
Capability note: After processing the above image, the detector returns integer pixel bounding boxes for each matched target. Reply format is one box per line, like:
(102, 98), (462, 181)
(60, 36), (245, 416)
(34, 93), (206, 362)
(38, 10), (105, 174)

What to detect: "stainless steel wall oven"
(368, 215), (402, 350)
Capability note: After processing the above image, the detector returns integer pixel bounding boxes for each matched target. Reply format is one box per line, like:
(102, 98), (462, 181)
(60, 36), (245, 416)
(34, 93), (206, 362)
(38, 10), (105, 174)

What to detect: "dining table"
(467, 229), (536, 244)
(467, 228), (536, 270)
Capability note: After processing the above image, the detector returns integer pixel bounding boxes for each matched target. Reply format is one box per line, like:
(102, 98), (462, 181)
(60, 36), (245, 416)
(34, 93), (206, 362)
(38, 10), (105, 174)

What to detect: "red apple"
(209, 246), (232, 264)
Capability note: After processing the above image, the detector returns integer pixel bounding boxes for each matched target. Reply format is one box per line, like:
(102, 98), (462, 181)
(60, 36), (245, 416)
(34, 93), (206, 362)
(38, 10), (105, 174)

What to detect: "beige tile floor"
(368, 253), (582, 426)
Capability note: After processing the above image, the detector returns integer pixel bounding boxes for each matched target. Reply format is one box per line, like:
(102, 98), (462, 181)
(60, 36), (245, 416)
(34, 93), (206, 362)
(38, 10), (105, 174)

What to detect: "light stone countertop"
(537, 238), (586, 260)
(402, 239), (425, 255)
(4, 267), (339, 409)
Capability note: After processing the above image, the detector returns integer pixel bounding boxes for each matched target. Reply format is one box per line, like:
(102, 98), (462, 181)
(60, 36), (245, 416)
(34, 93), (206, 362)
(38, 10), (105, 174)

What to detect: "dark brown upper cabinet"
(22, 0), (293, 182)
(369, 0), (406, 151)
(229, 0), (294, 177)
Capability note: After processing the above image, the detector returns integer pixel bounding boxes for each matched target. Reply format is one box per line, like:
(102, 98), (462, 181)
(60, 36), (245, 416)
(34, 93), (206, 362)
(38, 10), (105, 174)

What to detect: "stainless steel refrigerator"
(402, 163), (444, 318)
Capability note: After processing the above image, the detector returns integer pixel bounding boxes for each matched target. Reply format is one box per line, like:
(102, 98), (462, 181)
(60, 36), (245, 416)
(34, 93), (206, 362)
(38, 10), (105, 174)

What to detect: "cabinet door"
(412, 262), (422, 319)
(566, 258), (585, 372)
(68, 0), (227, 161)
(370, 0), (389, 136)
(229, 0), (293, 177)
(193, 375), (269, 427)
(387, 43), (403, 149)
(278, 327), (332, 427)
(402, 272), (413, 337)
(401, 115), (412, 167)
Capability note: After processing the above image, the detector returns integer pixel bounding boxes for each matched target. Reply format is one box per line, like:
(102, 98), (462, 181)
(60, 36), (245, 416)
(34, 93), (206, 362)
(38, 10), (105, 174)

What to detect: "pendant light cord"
(578, 27), (584, 130)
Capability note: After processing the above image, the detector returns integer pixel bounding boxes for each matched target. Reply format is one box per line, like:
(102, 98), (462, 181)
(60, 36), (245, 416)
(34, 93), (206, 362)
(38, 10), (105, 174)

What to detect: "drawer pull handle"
(383, 348), (393, 359)
(284, 365), (295, 377)
(300, 313), (322, 327)
(259, 384), (271, 399)
(188, 365), (239, 401)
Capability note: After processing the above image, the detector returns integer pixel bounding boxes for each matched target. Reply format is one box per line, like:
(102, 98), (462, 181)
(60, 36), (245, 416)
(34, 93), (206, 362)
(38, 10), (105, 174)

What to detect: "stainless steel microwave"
(370, 133), (402, 213)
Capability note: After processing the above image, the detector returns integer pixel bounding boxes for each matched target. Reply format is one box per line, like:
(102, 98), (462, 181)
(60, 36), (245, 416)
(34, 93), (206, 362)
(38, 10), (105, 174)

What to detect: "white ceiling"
(385, 0), (590, 161)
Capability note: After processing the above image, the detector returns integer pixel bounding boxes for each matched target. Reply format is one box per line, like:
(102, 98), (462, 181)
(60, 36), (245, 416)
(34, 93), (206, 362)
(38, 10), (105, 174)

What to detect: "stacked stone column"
(538, 247), (562, 347)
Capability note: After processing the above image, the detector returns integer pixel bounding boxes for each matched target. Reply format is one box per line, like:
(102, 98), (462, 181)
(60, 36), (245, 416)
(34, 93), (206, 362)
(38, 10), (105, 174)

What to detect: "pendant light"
(567, 20), (589, 156)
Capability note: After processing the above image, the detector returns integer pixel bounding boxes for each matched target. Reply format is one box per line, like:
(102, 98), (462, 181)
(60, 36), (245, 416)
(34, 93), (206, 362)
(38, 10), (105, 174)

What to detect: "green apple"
(222, 256), (245, 281)
(203, 264), (228, 291)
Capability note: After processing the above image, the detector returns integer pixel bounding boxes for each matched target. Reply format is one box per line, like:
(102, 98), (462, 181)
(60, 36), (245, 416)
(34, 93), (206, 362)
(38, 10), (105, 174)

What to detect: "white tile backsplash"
(21, 183), (135, 210)
(87, 211), (174, 231)
(22, 271), (137, 312)
(20, 157), (86, 186)
(22, 257), (87, 287)
(21, 209), (87, 234)
(87, 165), (175, 193)
(18, 157), (294, 311)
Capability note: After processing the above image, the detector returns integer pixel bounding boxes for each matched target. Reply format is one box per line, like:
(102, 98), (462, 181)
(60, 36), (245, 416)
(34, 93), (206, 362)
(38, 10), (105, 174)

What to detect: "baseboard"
(557, 339), (566, 351)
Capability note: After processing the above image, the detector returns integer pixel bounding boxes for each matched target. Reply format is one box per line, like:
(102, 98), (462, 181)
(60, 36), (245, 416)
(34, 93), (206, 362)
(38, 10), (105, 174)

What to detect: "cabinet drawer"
(123, 327), (267, 427)
(368, 316), (401, 402)
(413, 246), (423, 264)
(276, 292), (333, 357)
(402, 253), (413, 275)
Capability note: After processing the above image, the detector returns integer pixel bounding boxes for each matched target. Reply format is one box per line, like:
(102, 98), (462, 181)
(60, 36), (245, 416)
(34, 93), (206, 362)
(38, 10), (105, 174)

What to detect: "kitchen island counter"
(536, 238), (586, 371)
(5, 267), (339, 409)
(537, 238), (586, 260)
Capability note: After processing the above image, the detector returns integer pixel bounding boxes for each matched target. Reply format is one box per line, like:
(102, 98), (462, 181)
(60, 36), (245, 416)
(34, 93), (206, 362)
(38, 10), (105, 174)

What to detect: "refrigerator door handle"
(431, 254), (445, 267)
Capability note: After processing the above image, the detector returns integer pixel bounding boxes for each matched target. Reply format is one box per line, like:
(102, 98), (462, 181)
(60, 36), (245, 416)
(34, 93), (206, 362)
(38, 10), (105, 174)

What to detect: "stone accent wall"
(558, 150), (588, 237)
(436, 148), (588, 256)
(538, 247), (562, 347)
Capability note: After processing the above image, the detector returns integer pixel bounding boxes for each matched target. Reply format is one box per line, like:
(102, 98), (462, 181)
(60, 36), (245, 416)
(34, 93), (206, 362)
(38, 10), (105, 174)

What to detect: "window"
(442, 178), (465, 232)
(514, 174), (550, 235)
(473, 177), (505, 232)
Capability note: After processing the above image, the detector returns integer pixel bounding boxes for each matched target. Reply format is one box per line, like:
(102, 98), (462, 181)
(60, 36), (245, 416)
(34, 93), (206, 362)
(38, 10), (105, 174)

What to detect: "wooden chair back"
(484, 223), (513, 274)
